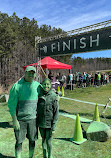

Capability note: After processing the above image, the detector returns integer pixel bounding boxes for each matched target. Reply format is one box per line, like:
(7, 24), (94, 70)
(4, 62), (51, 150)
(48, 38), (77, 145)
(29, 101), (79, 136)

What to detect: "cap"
(25, 66), (36, 73)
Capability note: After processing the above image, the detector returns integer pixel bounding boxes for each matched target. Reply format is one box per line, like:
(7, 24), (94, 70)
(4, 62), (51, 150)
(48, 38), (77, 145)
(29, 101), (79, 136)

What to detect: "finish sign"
(39, 27), (111, 56)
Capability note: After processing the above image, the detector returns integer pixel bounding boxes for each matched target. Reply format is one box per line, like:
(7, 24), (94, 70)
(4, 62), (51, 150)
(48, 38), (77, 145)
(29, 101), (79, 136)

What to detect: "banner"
(39, 27), (111, 56)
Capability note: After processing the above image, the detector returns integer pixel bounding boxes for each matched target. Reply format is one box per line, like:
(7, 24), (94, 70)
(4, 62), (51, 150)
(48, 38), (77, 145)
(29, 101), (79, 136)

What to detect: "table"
(51, 81), (60, 90)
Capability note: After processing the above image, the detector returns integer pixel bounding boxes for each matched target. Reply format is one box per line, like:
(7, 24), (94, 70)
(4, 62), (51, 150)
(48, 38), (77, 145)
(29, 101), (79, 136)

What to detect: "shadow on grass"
(101, 115), (111, 119)
(54, 136), (87, 145)
(60, 109), (107, 119)
(0, 153), (14, 158)
(54, 137), (73, 142)
(54, 131), (87, 142)
(59, 109), (93, 117)
(59, 109), (70, 114)
(104, 115), (111, 119)
(0, 122), (12, 128)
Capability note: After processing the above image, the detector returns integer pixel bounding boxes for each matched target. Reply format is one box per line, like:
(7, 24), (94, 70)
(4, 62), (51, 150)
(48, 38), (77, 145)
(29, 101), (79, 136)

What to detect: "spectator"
(97, 72), (101, 86)
(94, 73), (98, 86)
(101, 73), (104, 85)
(83, 72), (87, 87)
(91, 73), (94, 86)
(76, 72), (80, 88)
(48, 71), (53, 81)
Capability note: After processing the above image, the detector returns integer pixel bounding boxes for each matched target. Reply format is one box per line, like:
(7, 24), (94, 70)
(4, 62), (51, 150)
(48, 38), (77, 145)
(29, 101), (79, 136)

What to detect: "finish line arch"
(35, 19), (111, 57)
(35, 20), (111, 82)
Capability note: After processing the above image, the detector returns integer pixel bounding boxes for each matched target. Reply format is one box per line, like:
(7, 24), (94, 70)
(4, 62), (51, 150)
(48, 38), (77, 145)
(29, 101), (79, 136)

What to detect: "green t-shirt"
(8, 78), (42, 121)
(98, 73), (101, 80)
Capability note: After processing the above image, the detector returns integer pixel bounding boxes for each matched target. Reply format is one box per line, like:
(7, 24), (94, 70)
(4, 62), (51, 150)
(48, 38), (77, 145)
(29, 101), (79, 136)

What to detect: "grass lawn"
(0, 84), (111, 157)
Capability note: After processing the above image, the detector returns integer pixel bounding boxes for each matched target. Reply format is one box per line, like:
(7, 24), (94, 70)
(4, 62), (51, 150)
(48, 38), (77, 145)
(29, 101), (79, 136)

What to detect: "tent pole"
(40, 65), (47, 78)
(70, 69), (72, 91)
(35, 36), (41, 82)
(46, 68), (48, 78)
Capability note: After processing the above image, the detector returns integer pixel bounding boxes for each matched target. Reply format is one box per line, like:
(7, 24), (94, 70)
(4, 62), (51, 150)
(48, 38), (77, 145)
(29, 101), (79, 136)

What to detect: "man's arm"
(8, 84), (20, 130)
(37, 84), (43, 97)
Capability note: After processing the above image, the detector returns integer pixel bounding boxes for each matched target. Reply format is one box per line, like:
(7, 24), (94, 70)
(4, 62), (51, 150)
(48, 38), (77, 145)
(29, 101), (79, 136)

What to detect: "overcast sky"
(0, 0), (111, 58)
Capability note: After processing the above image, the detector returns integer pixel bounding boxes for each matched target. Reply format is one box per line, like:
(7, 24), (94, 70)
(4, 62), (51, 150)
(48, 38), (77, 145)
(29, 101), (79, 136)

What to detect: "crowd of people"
(48, 71), (66, 88)
(48, 71), (110, 89)
(67, 72), (110, 88)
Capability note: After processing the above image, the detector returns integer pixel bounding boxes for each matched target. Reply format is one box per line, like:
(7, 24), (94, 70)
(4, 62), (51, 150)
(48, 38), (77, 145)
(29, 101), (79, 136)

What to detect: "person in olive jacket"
(37, 78), (59, 158)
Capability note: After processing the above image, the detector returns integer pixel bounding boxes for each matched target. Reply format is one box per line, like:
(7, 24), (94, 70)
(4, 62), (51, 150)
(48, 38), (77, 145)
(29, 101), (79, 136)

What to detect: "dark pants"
(39, 127), (52, 158)
(14, 119), (37, 157)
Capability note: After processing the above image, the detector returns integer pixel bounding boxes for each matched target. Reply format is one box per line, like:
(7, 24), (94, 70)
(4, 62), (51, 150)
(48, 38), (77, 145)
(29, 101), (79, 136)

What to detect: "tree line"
(0, 11), (65, 88)
(71, 57), (111, 73)
(53, 56), (111, 75)
(0, 11), (64, 55)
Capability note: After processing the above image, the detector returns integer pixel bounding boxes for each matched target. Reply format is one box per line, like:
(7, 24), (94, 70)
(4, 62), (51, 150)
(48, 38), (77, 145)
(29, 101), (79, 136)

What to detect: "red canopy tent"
(23, 56), (71, 70)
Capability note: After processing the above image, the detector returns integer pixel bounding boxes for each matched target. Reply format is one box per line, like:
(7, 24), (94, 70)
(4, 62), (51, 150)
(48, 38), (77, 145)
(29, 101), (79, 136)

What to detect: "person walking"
(97, 72), (101, 86)
(37, 78), (59, 158)
(8, 66), (42, 158)
(83, 72), (86, 88)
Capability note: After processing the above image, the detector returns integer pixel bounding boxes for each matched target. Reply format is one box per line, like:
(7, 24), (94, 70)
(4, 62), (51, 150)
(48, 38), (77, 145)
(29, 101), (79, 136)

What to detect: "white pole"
(35, 36), (41, 82)
(70, 69), (72, 91)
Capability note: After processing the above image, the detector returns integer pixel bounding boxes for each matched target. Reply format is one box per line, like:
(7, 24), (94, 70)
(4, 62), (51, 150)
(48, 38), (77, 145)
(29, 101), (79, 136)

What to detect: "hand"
(52, 131), (55, 137)
(13, 120), (20, 130)
(56, 95), (60, 101)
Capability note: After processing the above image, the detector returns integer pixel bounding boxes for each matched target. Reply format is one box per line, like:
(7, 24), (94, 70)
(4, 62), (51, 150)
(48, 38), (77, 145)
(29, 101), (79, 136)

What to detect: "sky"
(0, 0), (111, 58)
(72, 50), (111, 59)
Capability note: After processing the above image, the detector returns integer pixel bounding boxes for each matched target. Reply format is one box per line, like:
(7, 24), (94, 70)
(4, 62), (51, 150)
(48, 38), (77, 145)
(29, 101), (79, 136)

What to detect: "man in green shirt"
(8, 66), (42, 158)
(97, 72), (101, 86)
